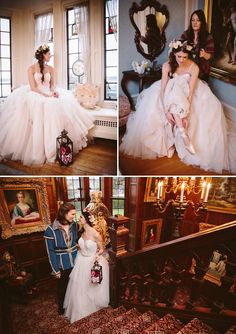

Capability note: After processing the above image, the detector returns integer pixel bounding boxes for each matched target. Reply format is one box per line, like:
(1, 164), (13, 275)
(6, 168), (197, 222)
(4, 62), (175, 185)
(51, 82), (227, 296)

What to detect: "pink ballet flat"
(185, 143), (196, 155)
(179, 128), (196, 155)
(167, 147), (175, 158)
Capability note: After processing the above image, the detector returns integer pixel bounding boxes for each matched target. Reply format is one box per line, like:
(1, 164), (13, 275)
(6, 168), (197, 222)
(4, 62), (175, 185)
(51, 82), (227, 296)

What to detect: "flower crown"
(35, 44), (49, 56)
(168, 39), (194, 53)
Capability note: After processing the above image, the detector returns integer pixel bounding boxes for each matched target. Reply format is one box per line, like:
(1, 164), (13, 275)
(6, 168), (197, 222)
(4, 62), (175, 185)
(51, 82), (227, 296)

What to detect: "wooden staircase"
(108, 221), (236, 333)
(51, 305), (236, 334)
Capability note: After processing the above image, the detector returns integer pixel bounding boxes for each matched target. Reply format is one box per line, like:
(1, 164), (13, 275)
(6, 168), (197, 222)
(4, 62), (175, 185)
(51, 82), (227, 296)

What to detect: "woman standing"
(181, 9), (214, 82)
(0, 44), (94, 166)
(64, 211), (109, 323)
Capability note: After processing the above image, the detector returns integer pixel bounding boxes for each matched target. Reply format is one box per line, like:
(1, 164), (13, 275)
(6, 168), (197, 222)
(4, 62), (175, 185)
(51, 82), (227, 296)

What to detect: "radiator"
(89, 108), (117, 140)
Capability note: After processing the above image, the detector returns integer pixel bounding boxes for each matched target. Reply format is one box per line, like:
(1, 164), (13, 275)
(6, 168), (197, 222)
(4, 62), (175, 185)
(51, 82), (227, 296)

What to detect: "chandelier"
(154, 177), (211, 238)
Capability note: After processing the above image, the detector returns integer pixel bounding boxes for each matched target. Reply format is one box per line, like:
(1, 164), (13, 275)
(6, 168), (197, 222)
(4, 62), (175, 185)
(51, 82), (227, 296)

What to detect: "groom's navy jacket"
(44, 220), (78, 275)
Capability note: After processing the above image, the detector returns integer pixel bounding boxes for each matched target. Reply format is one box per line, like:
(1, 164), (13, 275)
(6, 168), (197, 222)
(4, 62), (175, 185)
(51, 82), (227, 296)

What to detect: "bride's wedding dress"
(0, 72), (94, 166)
(64, 237), (109, 323)
(120, 72), (236, 174)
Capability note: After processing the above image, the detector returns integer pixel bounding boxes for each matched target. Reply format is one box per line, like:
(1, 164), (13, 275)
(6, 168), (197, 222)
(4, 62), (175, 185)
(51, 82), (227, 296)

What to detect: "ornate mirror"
(129, 0), (169, 61)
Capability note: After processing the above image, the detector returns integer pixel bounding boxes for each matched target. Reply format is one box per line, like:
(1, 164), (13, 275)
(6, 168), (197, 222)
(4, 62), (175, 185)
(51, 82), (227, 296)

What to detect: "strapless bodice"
(33, 72), (51, 95)
(173, 72), (191, 80)
(78, 237), (97, 257)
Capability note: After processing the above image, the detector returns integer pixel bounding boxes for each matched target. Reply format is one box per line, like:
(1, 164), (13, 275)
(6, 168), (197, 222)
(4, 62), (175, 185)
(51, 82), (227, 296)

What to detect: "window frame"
(111, 177), (128, 216)
(66, 7), (84, 91)
(0, 16), (12, 98)
(104, 0), (117, 101)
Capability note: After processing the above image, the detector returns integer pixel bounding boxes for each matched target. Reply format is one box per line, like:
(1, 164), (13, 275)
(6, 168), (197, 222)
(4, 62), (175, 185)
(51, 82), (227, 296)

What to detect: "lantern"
(56, 129), (73, 166)
(91, 260), (103, 284)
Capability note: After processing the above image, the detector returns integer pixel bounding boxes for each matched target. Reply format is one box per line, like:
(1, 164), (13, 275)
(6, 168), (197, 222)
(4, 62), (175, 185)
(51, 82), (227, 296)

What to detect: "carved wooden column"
(108, 215), (130, 256)
(108, 215), (130, 307)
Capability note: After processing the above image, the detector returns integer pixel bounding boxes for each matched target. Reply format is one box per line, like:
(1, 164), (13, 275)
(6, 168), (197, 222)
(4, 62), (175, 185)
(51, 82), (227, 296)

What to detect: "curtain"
(74, 4), (91, 83)
(106, 0), (117, 41)
(35, 12), (53, 48)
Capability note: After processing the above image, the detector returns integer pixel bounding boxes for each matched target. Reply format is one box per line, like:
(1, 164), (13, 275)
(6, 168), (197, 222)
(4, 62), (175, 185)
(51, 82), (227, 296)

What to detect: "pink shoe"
(185, 143), (196, 155)
(179, 128), (196, 155)
(167, 146), (175, 158)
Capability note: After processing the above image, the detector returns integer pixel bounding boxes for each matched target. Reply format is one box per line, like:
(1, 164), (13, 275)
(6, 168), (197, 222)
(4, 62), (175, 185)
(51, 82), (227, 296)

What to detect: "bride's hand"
(42, 93), (52, 98)
(53, 91), (59, 98)
(166, 112), (175, 125)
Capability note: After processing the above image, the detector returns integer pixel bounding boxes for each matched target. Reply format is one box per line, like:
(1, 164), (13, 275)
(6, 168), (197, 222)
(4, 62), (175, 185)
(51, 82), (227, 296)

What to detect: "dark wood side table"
(121, 69), (162, 110)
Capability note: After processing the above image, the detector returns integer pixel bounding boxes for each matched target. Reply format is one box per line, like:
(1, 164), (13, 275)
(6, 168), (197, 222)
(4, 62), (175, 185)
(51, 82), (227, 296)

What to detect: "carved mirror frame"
(129, 0), (170, 61)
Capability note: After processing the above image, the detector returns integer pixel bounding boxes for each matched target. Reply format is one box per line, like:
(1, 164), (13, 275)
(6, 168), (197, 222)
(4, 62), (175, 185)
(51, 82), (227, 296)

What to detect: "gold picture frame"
(141, 218), (163, 249)
(144, 177), (159, 202)
(0, 178), (50, 239)
(205, 0), (236, 84)
(207, 177), (236, 214)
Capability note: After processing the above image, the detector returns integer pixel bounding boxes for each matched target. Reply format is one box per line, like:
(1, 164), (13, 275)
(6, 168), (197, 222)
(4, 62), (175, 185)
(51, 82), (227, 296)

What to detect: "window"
(89, 177), (101, 192)
(66, 177), (83, 219)
(0, 17), (11, 98)
(112, 177), (126, 215)
(66, 8), (84, 91)
(35, 13), (54, 66)
(104, 0), (117, 100)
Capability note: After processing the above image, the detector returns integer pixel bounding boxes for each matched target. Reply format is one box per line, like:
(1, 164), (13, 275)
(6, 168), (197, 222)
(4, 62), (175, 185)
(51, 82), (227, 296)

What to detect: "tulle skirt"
(0, 85), (94, 165)
(120, 77), (235, 174)
(64, 252), (109, 323)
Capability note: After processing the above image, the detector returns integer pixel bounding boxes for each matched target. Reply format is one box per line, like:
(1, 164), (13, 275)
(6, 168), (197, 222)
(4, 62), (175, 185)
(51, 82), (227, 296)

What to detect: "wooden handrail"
(109, 220), (236, 332)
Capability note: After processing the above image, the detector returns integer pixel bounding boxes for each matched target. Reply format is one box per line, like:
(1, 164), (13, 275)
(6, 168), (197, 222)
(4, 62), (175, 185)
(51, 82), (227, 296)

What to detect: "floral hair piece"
(168, 39), (194, 53)
(82, 209), (95, 224)
(35, 44), (50, 56)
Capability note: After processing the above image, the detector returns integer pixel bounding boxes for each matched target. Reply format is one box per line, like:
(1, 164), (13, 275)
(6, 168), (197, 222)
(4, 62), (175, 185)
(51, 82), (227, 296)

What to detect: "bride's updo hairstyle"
(168, 40), (194, 76)
(35, 44), (50, 82)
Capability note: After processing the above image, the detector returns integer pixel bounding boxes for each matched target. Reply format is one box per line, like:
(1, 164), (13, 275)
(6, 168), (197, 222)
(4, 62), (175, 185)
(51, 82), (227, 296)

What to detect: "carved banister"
(109, 220), (236, 332)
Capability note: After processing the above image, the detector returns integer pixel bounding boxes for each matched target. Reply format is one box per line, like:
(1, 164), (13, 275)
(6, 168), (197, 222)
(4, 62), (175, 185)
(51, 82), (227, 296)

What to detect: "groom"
(44, 202), (78, 315)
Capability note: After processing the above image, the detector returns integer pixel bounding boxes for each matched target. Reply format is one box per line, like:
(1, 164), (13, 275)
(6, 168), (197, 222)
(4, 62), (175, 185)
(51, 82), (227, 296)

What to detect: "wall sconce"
(154, 177), (210, 238)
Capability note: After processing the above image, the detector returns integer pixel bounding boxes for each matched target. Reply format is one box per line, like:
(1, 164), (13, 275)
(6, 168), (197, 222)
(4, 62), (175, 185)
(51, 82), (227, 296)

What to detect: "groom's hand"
(55, 272), (61, 279)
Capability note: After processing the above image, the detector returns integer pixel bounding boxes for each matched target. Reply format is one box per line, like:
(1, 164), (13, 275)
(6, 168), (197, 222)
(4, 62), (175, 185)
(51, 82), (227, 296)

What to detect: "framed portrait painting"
(208, 0), (236, 84)
(144, 177), (167, 202)
(206, 177), (236, 214)
(141, 218), (163, 249)
(0, 178), (51, 239)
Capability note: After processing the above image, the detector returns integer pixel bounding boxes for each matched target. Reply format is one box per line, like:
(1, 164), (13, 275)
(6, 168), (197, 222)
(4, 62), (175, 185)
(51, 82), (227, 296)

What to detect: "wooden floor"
(0, 138), (117, 175)
(119, 152), (231, 176)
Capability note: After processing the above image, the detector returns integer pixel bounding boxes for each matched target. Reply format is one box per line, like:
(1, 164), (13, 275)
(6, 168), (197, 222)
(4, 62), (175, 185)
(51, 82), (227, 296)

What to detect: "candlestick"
(159, 181), (163, 199)
(201, 181), (206, 200)
(180, 182), (185, 202)
(157, 181), (161, 199)
(204, 183), (211, 202)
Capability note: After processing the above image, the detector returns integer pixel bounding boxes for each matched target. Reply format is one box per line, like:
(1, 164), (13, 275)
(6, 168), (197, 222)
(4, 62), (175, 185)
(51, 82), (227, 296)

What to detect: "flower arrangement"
(132, 59), (148, 74)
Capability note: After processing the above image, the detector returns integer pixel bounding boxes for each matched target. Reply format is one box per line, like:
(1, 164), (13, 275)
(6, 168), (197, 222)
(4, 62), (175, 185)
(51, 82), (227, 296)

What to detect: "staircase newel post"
(108, 215), (130, 307)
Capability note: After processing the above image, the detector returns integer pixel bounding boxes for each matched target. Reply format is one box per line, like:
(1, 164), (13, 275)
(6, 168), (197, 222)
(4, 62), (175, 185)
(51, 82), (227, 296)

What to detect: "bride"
(120, 40), (235, 174)
(0, 44), (94, 166)
(64, 211), (109, 323)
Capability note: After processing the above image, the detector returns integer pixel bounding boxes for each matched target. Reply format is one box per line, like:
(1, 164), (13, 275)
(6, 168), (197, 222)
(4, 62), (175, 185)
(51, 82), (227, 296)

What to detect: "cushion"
(119, 95), (131, 127)
(75, 83), (100, 110)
